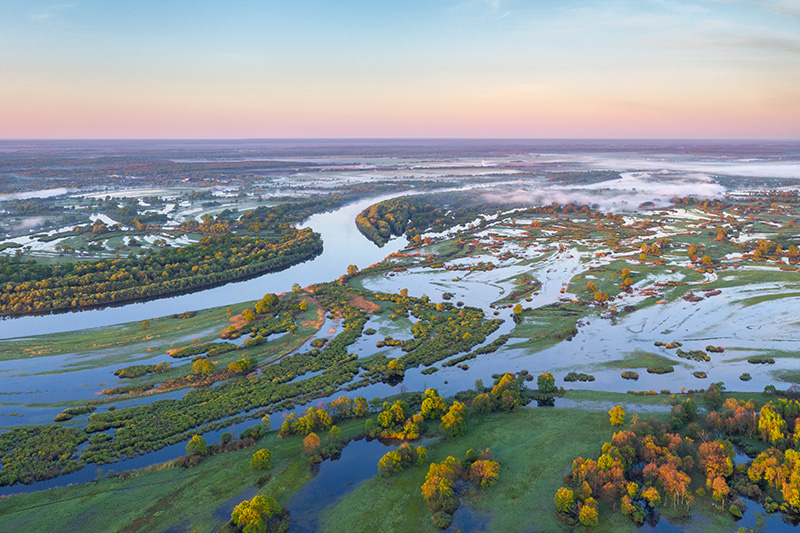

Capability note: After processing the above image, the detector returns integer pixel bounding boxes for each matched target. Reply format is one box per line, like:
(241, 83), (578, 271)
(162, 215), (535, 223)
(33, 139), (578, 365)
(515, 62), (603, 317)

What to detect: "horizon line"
(1, 137), (800, 143)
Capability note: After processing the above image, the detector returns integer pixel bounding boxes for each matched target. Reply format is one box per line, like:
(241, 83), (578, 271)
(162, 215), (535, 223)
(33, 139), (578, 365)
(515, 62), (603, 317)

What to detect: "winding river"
(0, 194), (408, 340)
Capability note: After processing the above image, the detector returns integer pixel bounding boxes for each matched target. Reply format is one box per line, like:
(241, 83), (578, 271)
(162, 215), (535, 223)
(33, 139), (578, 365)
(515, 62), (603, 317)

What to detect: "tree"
(250, 448), (272, 470)
(141, 320), (150, 329)
(440, 401), (468, 438)
(555, 487), (575, 513)
(470, 459), (500, 487)
(254, 293), (279, 314)
(186, 435), (207, 457)
(421, 389), (448, 420)
(421, 456), (462, 513)
(347, 264), (359, 276)
(513, 303), (523, 315)
(579, 503), (599, 527)
(609, 405), (626, 426)
(303, 432), (320, 460)
(758, 403), (787, 444)
(704, 383), (724, 409)
(641, 486), (660, 507)
(192, 358), (214, 376)
(378, 450), (403, 476)
(231, 494), (281, 533)
(538, 372), (556, 394)
(416, 446), (428, 465)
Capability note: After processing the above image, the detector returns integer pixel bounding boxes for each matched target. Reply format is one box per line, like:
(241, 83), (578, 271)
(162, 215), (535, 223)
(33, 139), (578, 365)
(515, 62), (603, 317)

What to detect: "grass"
(0, 417), (365, 532)
(769, 368), (800, 384)
(0, 300), (253, 362)
(596, 349), (683, 370)
(507, 301), (585, 352)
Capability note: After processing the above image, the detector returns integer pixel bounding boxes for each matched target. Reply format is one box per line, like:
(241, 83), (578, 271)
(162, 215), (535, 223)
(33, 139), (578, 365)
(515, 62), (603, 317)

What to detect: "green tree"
(186, 435), (207, 457)
(250, 448), (272, 470)
(537, 372), (556, 394)
(421, 389), (448, 420)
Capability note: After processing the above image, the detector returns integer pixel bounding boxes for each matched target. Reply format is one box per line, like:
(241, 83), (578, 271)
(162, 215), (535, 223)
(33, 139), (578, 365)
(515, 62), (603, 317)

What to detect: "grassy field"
(0, 300), (253, 362)
(596, 349), (686, 371)
(321, 403), (670, 533)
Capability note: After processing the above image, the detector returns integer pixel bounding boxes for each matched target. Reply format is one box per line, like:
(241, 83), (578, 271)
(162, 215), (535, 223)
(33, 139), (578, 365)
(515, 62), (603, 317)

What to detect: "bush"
(564, 372), (595, 382)
(747, 357), (775, 365)
(431, 511), (452, 530)
(621, 371), (639, 380)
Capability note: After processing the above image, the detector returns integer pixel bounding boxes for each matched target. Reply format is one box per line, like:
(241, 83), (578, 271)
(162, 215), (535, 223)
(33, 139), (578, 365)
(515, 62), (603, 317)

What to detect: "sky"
(1, 0), (799, 139)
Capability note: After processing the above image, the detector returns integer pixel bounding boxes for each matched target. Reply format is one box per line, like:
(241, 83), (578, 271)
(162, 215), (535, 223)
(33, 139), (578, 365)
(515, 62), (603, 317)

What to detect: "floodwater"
(286, 437), (396, 532)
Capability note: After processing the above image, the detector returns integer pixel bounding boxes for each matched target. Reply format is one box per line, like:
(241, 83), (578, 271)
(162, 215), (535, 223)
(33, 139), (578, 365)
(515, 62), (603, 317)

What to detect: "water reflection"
(286, 437), (395, 532)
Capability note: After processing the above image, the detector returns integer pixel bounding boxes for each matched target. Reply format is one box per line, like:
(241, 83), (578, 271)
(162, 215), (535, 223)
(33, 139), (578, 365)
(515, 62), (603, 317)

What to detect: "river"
(0, 194), (408, 340)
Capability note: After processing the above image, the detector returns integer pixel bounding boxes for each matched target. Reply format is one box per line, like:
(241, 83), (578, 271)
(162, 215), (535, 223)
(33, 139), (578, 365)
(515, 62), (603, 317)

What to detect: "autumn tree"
(303, 432), (321, 462)
(578, 500), (599, 527)
(609, 405), (626, 426)
(440, 401), (468, 438)
(555, 487), (575, 513)
(231, 494), (281, 533)
(470, 459), (500, 487)
(421, 456), (462, 513)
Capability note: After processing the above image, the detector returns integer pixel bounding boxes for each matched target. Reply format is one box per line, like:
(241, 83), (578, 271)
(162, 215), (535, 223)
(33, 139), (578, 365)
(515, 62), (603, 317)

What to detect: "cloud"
(707, 0), (800, 18)
(676, 34), (800, 53)
(763, 0), (800, 18)
(30, 3), (73, 22)
(479, 173), (726, 212)
(12, 217), (46, 231)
